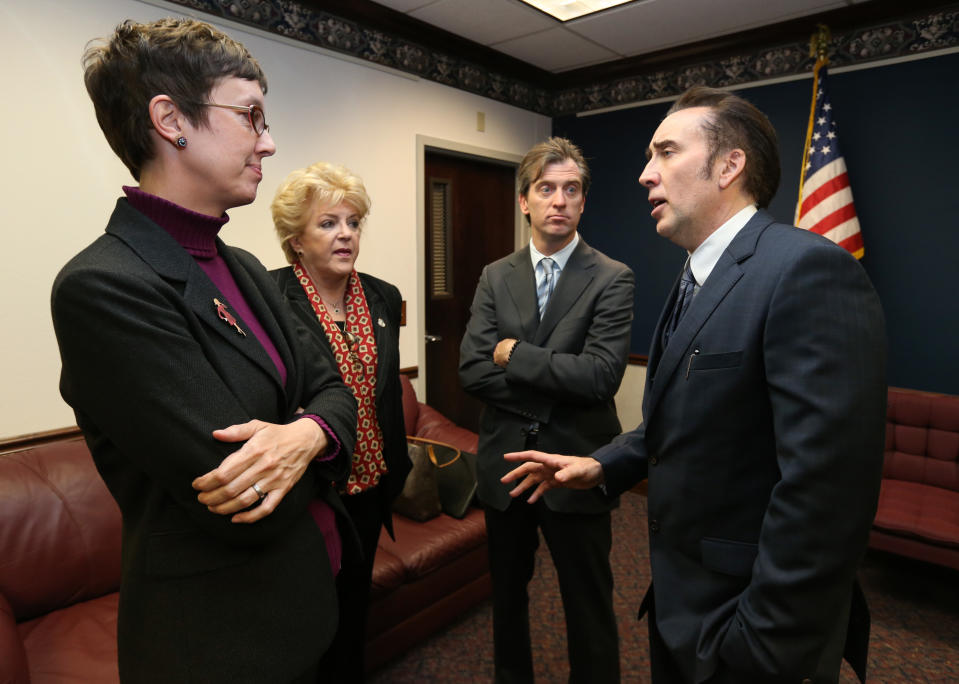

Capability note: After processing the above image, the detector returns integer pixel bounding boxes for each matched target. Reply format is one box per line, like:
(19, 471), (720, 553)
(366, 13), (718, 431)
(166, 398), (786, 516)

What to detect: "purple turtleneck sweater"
(122, 186), (341, 574)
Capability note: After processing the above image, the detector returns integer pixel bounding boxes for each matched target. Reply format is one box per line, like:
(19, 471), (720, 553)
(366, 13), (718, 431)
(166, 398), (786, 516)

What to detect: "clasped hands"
(191, 417), (327, 524)
(501, 450), (604, 502)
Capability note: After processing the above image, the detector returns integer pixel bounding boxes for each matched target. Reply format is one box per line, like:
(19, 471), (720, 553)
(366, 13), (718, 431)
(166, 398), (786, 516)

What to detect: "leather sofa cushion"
(370, 548), (407, 597)
(378, 509), (486, 581)
(18, 593), (119, 684)
(873, 479), (959, 549)
(0, 440), (121, 621)
(0, 593), (28, 684)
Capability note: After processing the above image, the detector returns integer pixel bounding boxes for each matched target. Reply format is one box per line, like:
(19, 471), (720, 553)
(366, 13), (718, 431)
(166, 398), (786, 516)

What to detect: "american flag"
(795, 61), (864, 258)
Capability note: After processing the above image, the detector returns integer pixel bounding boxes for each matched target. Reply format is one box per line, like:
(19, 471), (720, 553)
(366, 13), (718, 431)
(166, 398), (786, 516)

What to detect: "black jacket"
(52, 199), (357, 683)
(272, 267), (411, 537)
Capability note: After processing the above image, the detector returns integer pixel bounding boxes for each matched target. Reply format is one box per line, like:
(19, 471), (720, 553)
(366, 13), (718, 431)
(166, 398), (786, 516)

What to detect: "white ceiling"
(372, 0), (871, 73)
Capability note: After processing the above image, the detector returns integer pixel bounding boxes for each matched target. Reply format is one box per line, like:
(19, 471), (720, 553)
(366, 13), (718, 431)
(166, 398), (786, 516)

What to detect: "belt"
(522, 421), (540, 449)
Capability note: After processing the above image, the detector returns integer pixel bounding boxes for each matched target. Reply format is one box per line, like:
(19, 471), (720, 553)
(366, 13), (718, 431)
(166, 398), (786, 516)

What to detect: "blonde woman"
(272, 162), (410, 681)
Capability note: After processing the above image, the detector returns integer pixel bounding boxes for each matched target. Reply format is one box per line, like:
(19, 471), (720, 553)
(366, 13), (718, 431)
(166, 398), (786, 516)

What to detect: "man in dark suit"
(504, 88), (886, 683)
(459, 137), (634, 683)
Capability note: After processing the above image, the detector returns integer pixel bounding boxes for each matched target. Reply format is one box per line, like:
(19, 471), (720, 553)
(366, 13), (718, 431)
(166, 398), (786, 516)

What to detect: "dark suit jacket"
(592, 210), (887, 683)
(272, 267), (412, 537)
(51, 199), (357, 684)
(460, 237), (634, 513)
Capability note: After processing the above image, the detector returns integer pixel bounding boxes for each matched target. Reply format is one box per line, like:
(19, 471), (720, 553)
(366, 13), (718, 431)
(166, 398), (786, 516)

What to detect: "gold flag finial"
(809, 24), (831, 62)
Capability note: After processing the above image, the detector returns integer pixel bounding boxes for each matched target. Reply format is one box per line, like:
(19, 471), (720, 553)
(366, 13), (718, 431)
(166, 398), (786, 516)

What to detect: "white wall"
(615, 364), (646, 433)
(0, 0), (551, 438)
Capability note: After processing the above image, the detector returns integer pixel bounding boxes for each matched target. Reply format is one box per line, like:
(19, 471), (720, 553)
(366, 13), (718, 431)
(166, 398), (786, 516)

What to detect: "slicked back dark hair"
(667, 86), (781, 208)
(83, 18), (267, 180)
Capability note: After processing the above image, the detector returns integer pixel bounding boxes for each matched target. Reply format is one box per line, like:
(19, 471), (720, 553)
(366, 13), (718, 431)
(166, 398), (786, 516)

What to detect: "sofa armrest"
(0, 592), (29, 684)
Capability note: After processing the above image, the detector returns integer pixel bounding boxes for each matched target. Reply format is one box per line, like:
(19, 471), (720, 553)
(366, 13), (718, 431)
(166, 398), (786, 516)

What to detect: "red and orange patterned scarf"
(293, 262), (388, 494)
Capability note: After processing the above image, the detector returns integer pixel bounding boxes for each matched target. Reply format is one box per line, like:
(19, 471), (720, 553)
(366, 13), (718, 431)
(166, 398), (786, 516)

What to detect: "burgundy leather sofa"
(0, 376), (487, 682)
(870, 387), (959, 570)
(366, 376), (487, 671)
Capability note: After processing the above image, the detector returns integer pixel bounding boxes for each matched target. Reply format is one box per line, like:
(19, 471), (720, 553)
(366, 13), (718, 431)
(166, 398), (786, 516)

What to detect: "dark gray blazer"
(272, 267), (412, 537)
(459, 237), (634, 513)
(51, 199), (357, 684)
(592, 210), (887, 683)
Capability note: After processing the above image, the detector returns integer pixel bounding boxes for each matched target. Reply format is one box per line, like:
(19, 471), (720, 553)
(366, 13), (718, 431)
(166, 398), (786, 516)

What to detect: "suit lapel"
(279, 267), (319, 330)
(645, 211), (774, 417)
(533, 238), (594, 345)
(362, 276), (389, 392)
(504, 247), (540, 341)
(218, 244), (289, 391)
(106, 200), (284, 393)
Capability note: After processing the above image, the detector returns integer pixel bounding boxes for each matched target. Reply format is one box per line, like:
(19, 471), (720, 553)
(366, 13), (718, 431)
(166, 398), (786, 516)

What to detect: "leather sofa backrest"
(398, 374), (478, 454)
(0, 437), (121, 621)
(885, 388), (959, 493)
(401, 375), (420, 436)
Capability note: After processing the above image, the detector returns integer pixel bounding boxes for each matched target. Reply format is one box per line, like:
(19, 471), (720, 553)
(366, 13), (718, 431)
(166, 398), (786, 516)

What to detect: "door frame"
(415, 135), (526, 398)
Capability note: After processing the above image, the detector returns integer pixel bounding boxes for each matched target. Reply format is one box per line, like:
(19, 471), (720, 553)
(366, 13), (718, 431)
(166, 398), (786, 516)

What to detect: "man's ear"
(148, 94), (185, 148)
(518, 193), (530, 216)
(717, 148), (746, 190)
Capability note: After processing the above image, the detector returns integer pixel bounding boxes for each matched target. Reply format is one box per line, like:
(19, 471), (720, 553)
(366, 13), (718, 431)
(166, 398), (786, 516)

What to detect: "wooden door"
(425, 151), (516, 432)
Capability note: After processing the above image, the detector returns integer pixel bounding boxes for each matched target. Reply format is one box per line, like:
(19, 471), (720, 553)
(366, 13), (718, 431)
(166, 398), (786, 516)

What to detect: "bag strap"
(406, 435), (461, 468)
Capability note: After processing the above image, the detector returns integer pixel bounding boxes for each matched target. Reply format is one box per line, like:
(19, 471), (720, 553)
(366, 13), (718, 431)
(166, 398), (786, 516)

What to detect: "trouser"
(484, 497), (620, 683)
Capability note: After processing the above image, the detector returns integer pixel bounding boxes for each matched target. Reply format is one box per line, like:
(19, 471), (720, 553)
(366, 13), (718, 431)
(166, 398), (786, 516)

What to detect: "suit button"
(649, 519), (659, 534)
(650, 455), (659, 466)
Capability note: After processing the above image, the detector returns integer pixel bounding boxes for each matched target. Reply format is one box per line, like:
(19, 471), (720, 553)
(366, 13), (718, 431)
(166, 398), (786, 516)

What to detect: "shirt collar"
(530, 232), (579, 271)
(688, 205), (757, 286)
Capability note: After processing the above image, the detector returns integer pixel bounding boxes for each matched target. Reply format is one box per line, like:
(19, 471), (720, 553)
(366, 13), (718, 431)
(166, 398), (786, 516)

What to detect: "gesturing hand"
(501, 450), (604, 503)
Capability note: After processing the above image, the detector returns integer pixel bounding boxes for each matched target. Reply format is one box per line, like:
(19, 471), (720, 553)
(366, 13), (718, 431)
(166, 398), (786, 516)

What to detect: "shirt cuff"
(295, 414), (341, 462)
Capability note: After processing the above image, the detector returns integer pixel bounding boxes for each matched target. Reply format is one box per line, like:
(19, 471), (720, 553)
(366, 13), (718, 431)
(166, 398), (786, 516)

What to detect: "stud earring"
(175, 136), (187, 148)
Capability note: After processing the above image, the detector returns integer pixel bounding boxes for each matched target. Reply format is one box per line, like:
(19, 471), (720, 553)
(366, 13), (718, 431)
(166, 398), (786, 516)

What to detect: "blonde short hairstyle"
(272, 162), (371, 263)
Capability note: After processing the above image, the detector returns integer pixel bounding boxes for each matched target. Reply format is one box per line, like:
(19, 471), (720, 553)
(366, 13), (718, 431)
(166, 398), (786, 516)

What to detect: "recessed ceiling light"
(517, 0), (636, 22)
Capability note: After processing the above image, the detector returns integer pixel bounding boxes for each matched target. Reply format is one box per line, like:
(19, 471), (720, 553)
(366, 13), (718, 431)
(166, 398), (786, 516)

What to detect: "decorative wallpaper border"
(165, 0), (959, 116)
(552, 8), (959, 115)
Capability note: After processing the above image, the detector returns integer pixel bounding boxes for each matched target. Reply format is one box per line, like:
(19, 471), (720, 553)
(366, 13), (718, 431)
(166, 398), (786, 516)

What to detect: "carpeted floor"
(369, 492), (959, 683)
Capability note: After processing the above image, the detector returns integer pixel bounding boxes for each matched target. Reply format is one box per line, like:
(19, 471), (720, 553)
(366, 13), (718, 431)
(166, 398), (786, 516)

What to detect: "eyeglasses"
(200, 102), (269, 136)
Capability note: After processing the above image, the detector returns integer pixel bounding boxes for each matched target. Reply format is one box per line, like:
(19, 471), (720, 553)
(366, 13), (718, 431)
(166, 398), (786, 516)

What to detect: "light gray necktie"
(537, 257), (556, 318)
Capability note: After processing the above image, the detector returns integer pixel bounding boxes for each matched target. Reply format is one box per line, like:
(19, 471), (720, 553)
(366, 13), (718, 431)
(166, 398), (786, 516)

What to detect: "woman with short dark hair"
(52, 18), (356, 683)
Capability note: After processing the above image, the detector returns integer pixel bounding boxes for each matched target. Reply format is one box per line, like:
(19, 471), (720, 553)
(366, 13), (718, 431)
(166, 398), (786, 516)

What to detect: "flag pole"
(795, 25), (831, 224)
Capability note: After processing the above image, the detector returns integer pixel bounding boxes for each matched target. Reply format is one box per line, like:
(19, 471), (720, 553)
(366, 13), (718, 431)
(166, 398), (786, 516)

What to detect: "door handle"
(425, 334), (443, 343)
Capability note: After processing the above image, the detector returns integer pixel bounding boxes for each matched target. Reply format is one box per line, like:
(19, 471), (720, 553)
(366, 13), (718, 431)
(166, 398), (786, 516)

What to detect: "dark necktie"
(662, 260), (695, 348)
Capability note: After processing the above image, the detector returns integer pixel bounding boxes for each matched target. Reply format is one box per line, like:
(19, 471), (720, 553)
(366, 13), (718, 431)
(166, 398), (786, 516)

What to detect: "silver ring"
(251, 482), (266, 500)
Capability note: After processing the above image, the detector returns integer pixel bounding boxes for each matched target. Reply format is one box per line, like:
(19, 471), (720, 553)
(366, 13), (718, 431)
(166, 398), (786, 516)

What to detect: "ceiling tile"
(493, 25), (621, 71)
(409, 0), (557, 45)
(567, 0), (849, 57)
